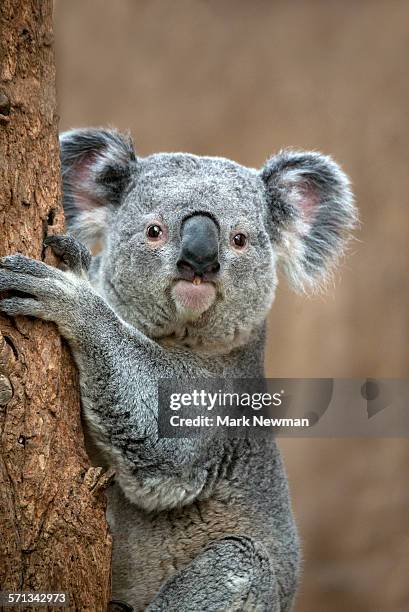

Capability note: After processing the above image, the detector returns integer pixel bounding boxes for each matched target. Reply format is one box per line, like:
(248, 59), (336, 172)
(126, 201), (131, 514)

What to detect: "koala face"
(99, 155), (277, 351)
(60, 129), (357, 354)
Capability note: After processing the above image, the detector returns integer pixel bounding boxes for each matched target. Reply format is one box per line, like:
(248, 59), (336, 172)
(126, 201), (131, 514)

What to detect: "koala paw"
(0, 252), (85, 326)
(44, 234), (91, 276)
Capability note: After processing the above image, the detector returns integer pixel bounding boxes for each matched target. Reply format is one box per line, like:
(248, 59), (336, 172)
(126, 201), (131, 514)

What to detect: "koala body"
(0, 129), (356, 611)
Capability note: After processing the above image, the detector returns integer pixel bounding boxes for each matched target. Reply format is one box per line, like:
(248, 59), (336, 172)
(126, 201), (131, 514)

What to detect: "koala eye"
(231, 232), (248, 250)
(146, 224), (163, 241)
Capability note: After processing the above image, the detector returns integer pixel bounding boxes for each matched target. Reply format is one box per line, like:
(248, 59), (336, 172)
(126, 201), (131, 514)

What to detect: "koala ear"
(59, 128), (136, 248)
(260, 150), (357, 292)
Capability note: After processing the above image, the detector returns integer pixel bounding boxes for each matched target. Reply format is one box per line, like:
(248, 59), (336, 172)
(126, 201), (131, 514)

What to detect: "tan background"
(55, 1), (408, 610)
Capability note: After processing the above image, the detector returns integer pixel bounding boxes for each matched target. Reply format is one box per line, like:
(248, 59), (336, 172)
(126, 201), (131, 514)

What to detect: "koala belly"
(107, 484), (264, 611)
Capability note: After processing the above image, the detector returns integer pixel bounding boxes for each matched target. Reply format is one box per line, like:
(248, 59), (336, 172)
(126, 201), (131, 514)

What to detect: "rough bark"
(0, 2), (112, 610)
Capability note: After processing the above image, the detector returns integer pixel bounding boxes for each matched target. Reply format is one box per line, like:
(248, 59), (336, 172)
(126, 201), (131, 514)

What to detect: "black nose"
(177, 214), (220, 278)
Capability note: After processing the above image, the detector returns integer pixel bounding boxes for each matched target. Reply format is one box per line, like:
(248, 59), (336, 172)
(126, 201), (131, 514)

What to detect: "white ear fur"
(60, 128), (135, 249)
(67, 208), (108, 250)
(261, 149), (357, 292)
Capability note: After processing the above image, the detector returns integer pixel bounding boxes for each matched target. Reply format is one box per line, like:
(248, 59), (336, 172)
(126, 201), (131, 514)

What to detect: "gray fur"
(261, 150), (357, 292)
(0, 127), (357, 611)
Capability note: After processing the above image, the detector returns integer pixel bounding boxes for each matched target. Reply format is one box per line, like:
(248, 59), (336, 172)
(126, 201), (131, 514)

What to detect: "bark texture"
(0, 2), (112, 610)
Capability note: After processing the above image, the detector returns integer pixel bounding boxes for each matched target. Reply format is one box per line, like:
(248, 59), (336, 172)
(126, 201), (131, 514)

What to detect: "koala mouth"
(171, 278), (216, 318)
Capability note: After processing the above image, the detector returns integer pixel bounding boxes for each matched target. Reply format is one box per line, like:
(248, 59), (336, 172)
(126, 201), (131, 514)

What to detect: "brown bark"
(0, 2), (112, 610)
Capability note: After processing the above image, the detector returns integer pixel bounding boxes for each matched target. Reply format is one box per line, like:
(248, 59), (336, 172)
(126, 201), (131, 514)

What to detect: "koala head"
(60, 128), (357, 354)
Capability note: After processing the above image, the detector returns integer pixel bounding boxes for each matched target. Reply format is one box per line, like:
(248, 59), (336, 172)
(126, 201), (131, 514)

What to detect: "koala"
(0, 128), (356, 611)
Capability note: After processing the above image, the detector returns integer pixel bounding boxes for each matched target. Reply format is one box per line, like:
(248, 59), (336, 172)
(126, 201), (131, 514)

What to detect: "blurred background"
(55, 1), (408, 610)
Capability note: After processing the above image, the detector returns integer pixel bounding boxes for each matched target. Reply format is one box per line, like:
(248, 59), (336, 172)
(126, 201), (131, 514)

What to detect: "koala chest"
(108, 486), (255, 610)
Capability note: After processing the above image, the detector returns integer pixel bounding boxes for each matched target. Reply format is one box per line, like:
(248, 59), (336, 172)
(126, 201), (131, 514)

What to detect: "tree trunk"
(0, 2), (112, 610)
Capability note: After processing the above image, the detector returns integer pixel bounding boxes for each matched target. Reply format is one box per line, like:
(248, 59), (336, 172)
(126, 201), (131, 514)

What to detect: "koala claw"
(44, 234), (91, 275)
(0, 253), (83, 326)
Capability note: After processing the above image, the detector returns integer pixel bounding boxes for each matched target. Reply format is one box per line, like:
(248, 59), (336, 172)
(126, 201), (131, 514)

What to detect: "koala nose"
(177, 214), (220, 278)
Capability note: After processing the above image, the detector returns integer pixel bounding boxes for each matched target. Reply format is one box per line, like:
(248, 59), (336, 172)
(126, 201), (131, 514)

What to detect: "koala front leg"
(147, 535), (278, 612)
(0, 236), (97, 343)
(0, 237), (209, 509)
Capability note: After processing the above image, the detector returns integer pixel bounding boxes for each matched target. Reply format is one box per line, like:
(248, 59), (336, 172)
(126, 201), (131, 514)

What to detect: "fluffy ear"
(60, 128), (136, 247)
(260, 150), (357, 292)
